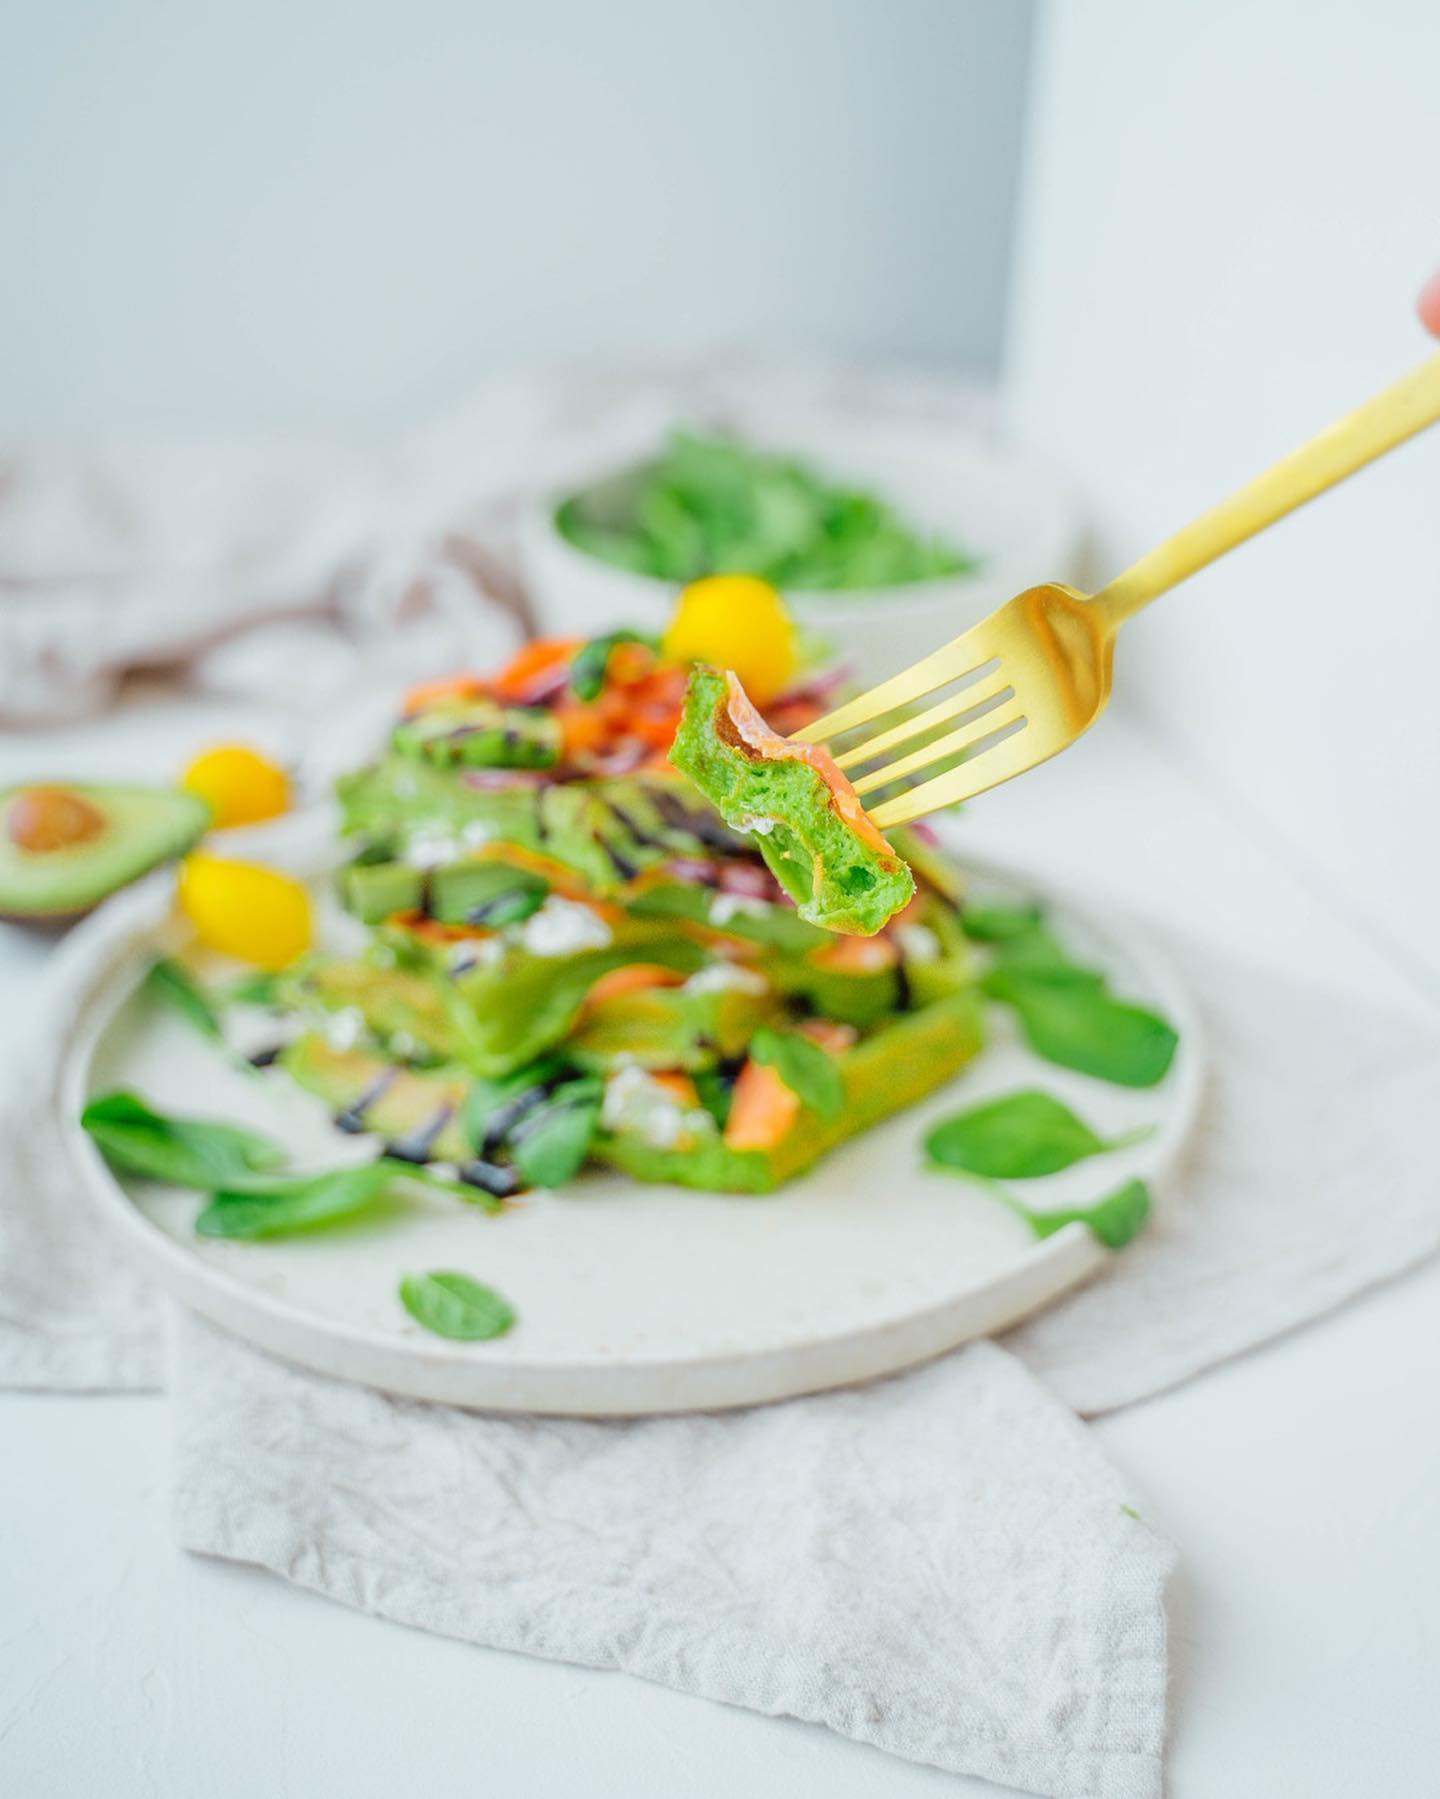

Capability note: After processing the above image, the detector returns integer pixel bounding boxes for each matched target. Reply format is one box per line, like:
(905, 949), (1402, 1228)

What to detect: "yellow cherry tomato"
(177, 852), (312, 970)
(662, 575), (798, 705)
(181, 744), (291, 829)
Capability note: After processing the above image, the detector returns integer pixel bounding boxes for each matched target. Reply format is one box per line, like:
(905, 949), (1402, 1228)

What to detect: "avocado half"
(0, 783), (211, 919)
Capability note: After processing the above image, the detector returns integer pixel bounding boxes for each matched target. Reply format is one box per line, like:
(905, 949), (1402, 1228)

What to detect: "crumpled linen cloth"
(0, 358), (992, 721)
(171, 1318), (1175, 1799)
(5, 902), (1439, 1798)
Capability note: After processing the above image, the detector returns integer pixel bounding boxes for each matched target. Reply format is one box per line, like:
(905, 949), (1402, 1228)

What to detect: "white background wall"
(0, 0), (1033, 434)
(1006, 0), (1440, 987)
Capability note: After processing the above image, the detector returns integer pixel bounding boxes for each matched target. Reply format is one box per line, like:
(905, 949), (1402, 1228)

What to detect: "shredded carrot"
(649, 1070), (700, 1106)
(491, 637), (582, 702)
(813, 934), (900, 973)
(724, 1059), (800, 1151)
(584, 964), (688, 1008)
(402, 673), (488, 712)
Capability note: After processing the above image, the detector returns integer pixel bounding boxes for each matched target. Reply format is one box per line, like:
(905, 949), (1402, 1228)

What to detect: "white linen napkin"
(170, 1317), (1174, 1799)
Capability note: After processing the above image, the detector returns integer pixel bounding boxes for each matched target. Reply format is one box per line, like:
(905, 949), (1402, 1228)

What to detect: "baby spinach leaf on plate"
(379, 1158), (506, 1215)
(983, 928), (1107, 988)
(694, 1068), (735, 1129)
(1015, 1177), (1153, 1249)
(983, 972), (1179, 1088)
(925, 1089), (1151, 1179)
(463, 1058), (567, 1155)
(195, 1162), (396, 1239)
(946, 1168), (1154, 1250)
(81, 1091), (286, 1188)
(750, 1026), (845, 1119)
(224, 969), (283, 1007)
(143, 958), (223, 1041)
(399, 1270), (516, 1341)
(959, 902), (1045, 943)
(509, 1077), (605, 1188)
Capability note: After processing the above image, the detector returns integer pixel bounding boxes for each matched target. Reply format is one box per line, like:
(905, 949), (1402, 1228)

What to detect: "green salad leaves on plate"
(555, 429), (978, 592)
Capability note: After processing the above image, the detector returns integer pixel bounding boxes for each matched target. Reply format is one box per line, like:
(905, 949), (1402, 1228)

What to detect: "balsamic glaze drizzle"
(382, 1103), (456, 1165)
(457, 1158), (522, 1199)
(333, 1068), (398, 1134)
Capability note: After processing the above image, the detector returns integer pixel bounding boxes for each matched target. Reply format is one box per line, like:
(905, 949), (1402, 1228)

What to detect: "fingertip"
(1418, 270), (1440, 337)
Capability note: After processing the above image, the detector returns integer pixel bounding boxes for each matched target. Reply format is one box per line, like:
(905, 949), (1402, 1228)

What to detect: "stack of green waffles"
(271, 634), (986, 1195)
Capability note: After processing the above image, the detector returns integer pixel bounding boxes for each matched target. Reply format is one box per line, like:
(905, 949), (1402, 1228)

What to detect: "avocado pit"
(7, 785), (108, 854)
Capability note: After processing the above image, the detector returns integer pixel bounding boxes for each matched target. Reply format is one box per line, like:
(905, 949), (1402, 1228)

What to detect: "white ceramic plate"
(519, 413), (1083, 684)
(61, 843), (1200, 1416)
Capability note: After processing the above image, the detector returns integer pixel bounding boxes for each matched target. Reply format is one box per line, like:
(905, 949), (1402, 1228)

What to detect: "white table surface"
(3, 692), (1437, 1798)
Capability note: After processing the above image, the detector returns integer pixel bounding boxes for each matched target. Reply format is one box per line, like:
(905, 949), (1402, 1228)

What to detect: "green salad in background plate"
(554, 429), (979, 592)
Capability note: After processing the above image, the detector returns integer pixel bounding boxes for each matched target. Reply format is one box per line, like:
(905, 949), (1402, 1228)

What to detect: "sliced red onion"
(664, 856), (721, 887)
(906, 820), (942, 844)
(782, 664), (851, 706)
(716, 861), (785, 901)
(588, 744), (651, 776)
(460, 768), (553, 791)
(508, 667), (573, 706)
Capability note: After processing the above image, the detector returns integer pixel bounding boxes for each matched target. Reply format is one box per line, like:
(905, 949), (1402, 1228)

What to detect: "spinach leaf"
(381, 1158), (506, 1215)
(509, 1077), (604, 1188)
(1012, 1177), (1153, 1249)
(568, 630), (658, 702)
(195, 1162), (396, 1239)
(554, 430), (975, 591)
(225, 969), (283, 1007)
(925, 1089), (1150, 1179)
(143, 957), (223, 1041)
(399, 1270), (516, 1341)
(694, 1068), (735, 1130)
(463, 1058), (566, 1154)
(959, 902), (1045, 943)
(945, 1168), (1154, 1250)
(81, 1091), (286, 1188)
(983, 972), (1179, 1088)
(983, 928), (1107, 988)
(750, 1026), (845, 1119)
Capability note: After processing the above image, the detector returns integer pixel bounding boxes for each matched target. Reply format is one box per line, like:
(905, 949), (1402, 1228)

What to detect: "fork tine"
(850, 704), (1027, 797)
(867, 720), (1049, 828)
(788, 620), (1002, 745)
(832, 674), (1012, 772)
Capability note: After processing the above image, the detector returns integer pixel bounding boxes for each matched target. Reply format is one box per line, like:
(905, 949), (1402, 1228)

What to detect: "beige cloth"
(0, 359), (991, 721)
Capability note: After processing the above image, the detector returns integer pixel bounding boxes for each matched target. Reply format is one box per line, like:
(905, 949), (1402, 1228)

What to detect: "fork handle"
(1092, 349), (1440, 625)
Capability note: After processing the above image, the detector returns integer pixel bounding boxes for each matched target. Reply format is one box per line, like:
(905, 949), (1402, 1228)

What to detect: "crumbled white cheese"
(520, 895), (613, 957)
(323, 1007), (366, 1051)
(896, 923), (942, 964)
(601, 1066), (713, 1149)
(709, 893), (770, 926)
(683, 962), (768, 996)
(448, 936), (504, 975)
(401, 823), (462, 868)
(460, 819), (493, 848)
(736, 813), (778, 836)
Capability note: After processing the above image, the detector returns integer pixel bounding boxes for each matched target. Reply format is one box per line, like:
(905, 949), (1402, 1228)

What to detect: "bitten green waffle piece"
(669, 666), (914, 936)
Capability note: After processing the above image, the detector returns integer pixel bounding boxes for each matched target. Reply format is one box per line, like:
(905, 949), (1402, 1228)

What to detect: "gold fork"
(791, 352), (1440, 828)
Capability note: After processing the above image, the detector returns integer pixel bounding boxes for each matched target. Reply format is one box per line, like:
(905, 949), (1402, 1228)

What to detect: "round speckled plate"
(59, 822), (1201, 1415)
